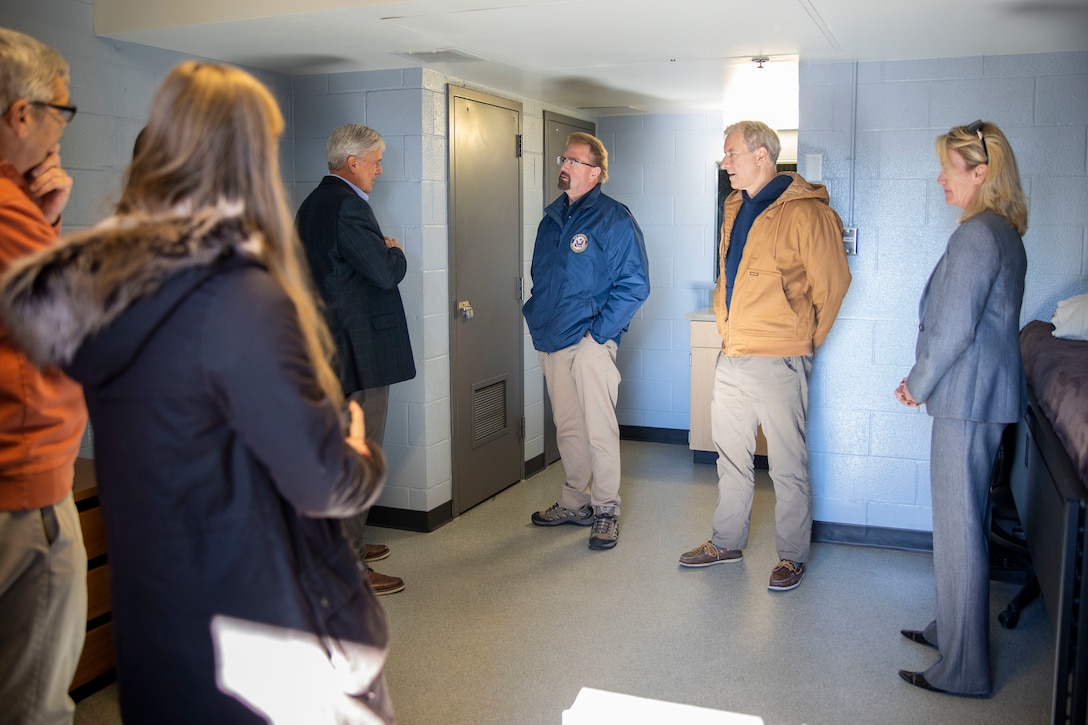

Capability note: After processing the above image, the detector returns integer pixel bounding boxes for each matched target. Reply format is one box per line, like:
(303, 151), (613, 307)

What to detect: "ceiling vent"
(391, 49), (486, 64)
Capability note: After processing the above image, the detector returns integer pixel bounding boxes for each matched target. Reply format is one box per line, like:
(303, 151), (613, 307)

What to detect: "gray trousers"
(709, 354), (813, 563)
(920, 417), (1004, 695)
(0, 492), (87, 725)
(343, 385), (389, 558)
(539, 335), (622, 515)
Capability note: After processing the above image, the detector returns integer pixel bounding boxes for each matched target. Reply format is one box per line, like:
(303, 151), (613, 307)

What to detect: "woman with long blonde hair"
(895, 120), (1028, 697)
(2, 61), (394, 723)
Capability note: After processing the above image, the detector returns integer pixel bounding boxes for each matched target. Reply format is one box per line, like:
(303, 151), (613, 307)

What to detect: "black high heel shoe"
(900, 629), (936, 648)
(898, 670), (947, 693)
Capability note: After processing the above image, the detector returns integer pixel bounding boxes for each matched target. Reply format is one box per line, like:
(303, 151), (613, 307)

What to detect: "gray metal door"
(540, 112), (596, 466)
(448, 87), (524, 514)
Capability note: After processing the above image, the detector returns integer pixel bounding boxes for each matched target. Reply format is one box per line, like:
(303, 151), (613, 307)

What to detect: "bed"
(1006, 319), (1088, 724)
(1019, 320), (1088, 485)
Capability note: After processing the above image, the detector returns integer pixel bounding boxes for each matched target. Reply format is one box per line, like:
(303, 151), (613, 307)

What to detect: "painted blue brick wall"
(598, 113), (724, 431)
(800, 52), (1088, 531)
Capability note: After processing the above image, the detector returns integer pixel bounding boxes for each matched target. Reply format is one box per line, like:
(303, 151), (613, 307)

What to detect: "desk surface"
(686, 306), (715, 322)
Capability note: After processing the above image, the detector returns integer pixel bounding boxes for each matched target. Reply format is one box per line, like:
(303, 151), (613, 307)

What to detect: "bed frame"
(1007, 388), (1087, 724)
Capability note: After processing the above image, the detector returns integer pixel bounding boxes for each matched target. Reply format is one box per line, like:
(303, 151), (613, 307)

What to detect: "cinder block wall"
(799, 52), (1088, 531)
(597, 113), (725, 432)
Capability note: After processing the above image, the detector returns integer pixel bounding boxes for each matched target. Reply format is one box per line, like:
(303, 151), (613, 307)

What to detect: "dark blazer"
(907, 210), (1027, 422)
(296, 175), (415, 393)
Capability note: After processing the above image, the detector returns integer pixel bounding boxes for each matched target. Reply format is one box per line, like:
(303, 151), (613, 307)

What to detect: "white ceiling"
(95, 0), (1088, 115)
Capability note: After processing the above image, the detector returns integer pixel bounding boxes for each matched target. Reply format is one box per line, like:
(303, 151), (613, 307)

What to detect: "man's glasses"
(31, 101), (78, 124)
(965, 120), (988, 163)
(557, 155), (597, 169)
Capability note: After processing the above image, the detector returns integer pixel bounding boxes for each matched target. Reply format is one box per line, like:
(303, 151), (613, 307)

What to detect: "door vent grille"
(473, 379), (507, 443)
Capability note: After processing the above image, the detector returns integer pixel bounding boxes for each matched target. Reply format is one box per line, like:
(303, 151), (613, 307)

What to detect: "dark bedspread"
(1020, 320), (1088, 485)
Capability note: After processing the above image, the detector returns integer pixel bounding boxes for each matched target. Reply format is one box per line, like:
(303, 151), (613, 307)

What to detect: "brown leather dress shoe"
(366, 567), (405, 596)
(364, 544), (391, 562)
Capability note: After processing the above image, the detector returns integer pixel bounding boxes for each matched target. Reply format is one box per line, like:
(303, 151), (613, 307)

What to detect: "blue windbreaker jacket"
(523, 183), (650, 353)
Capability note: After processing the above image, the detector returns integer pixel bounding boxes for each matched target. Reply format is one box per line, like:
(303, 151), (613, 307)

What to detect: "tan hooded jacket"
(714, 172), (851, 356)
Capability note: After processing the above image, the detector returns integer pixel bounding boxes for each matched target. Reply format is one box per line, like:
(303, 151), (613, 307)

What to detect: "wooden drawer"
(70, 621), (113, 691)
(78, 506), (107, 560)
(70, 457), (115, 693)
(86, 564), (111, 621)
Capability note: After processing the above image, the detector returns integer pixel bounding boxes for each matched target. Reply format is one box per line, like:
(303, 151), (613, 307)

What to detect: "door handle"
(457, 300), (475, 319)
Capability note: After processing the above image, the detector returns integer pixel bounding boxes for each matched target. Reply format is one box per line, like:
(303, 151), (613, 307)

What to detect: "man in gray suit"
(297, 124), (415, 596)
(896, 120), (1028, 696)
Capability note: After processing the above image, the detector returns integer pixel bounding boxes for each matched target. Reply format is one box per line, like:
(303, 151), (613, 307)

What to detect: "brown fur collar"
(1, 203), (262, 368)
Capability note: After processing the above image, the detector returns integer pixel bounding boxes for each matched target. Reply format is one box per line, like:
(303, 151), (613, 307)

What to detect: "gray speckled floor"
(76, 440), (1053, 725)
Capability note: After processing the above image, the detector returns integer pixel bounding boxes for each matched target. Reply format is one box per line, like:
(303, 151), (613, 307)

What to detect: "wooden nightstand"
(71, 458), (114, 692)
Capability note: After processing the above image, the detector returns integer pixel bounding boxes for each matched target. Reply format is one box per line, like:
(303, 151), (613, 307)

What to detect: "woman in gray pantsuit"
(894, 120), (1028, 696)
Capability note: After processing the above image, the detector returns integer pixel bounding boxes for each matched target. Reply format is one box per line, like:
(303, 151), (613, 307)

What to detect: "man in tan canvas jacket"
(679, 120), (851, 592)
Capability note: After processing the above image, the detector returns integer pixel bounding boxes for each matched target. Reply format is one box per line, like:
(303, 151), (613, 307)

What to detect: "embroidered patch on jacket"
(570, 233), (589, 253)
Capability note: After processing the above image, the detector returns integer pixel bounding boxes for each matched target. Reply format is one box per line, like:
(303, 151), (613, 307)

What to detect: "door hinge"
(515, 134), (523, 158)
(519, 416), (525, 441)
(516, 277), (523, 301)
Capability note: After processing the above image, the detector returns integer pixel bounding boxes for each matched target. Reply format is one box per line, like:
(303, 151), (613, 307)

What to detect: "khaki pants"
(710, 354), (813, 563)
(0, 492), (88, 725)
(539, 335), (622, 515)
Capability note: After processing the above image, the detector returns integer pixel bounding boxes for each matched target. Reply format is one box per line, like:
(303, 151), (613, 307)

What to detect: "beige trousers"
(0, 492), (88, 725)
(539, 335), (622, 515)
(710, 354), (813, 563)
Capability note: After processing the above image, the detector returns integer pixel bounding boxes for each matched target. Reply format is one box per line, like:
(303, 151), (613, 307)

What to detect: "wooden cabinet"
(71, 458), (114, 692)
(688, 313), (766, 460)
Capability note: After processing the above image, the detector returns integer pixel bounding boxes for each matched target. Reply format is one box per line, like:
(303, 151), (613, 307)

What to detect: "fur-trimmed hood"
(1, 203), (263, 375)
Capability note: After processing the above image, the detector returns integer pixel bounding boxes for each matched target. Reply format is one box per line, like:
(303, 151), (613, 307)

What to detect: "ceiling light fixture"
(752, 57), (768, 69)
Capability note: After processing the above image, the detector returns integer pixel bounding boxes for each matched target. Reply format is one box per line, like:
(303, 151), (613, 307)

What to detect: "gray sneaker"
(588, 513), (619, 550)
(531, 502), (594, 527)
(678, 541), (743, 567)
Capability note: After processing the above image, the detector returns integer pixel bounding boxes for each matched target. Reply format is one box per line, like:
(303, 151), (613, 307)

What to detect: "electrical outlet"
(843, 227), (858, 256)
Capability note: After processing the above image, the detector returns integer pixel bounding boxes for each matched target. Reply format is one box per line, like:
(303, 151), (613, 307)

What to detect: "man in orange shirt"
(0, 27), (88, 723)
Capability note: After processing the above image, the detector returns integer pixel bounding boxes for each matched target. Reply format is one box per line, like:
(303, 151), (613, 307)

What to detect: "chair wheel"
(999, 609), (1019, 629)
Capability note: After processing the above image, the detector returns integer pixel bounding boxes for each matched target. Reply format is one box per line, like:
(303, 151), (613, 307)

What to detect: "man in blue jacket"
(523, 132), (650, 550)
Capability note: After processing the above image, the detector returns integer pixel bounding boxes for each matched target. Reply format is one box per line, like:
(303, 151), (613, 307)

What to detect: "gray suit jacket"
(907, 211), (1027, 423)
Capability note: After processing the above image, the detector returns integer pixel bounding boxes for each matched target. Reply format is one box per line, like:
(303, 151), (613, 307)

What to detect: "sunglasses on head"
(964, 120), (988, 164)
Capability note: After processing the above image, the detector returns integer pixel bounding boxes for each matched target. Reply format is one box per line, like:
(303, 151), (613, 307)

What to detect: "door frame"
(540, 111), (596, 466)
(448, 85), (525, 515)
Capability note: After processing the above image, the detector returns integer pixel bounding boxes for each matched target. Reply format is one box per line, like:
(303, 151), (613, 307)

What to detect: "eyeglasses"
(964, 119), (988, 163)
(31, 101), (78, 124)
(557, 155), (597, 169)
